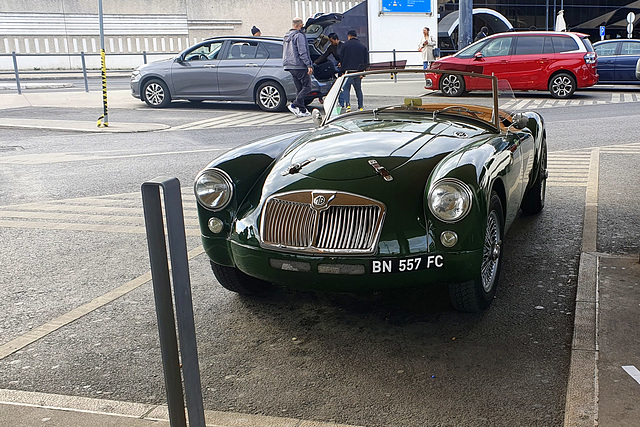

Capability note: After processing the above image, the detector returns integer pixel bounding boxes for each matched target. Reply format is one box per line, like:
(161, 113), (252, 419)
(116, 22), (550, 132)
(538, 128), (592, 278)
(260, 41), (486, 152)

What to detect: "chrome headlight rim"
(194, 168), (234, 212)
(427, 178), (473, 223)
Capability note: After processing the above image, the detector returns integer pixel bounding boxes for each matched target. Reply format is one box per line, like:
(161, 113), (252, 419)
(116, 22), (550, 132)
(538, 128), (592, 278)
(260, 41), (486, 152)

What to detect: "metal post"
(143, 50), (148, 64)
(392, 49), (397, 82)
(12, 52), (21, 95)
(81, 52), (89, 92)
(458, 0), (473, 51)
(97, 0), (109, 127)
(141, 177), (206, 427)
(546, 0), (550, 31)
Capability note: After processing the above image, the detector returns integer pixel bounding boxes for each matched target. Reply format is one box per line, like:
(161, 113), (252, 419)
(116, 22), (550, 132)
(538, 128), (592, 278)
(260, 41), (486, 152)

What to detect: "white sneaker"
(298, 110), (311, 117)
(287, 104), (300, 116)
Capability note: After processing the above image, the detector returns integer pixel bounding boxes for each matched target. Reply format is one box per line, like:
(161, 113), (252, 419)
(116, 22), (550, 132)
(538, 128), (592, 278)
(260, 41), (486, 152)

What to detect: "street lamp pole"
(458, 0), (473, 51)
(97, 0), (109, 127)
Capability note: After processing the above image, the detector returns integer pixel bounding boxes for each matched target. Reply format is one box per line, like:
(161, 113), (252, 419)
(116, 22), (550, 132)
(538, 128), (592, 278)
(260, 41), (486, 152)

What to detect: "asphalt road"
(0, 88), (638, 426)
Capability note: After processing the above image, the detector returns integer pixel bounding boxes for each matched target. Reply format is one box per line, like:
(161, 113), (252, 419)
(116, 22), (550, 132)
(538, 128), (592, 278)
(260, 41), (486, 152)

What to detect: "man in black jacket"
(338, 30), (369, 111)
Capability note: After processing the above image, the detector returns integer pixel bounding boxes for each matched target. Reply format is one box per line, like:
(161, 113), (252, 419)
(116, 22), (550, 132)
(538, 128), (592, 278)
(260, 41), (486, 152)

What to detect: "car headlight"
(131, 69), (140, 81)
(428, 178), (473, 223)
(194, 169), (233, 211)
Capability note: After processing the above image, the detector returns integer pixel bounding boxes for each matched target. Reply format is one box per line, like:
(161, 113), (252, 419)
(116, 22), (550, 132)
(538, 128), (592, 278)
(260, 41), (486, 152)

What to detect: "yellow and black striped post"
(97, 48), (109, 127)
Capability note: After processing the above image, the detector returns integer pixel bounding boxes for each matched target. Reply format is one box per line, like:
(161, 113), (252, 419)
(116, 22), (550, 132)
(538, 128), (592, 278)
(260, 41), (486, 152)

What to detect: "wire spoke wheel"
(481, 210), (502, 292)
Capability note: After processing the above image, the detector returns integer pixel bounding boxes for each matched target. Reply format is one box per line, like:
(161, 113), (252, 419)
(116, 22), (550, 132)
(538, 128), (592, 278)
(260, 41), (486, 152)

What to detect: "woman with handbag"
(418, 27), (438, 69)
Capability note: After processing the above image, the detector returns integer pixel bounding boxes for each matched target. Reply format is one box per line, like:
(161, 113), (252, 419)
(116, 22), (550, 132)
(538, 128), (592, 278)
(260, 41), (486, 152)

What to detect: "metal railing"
(1, 49), (433, 94)
(0, 51), (172, 94)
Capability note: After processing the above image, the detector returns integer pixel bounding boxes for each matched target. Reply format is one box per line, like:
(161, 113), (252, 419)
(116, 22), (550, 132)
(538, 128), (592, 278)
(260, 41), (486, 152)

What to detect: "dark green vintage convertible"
(194, 69), (547, 312)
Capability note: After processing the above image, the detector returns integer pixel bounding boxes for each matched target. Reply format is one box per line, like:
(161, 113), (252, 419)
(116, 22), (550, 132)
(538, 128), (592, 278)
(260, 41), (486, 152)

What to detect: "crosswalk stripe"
(0, 192), (200, 235)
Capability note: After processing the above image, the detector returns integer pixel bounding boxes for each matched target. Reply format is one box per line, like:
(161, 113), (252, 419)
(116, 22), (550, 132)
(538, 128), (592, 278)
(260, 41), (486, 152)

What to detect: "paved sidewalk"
(0, 389), (358, 427)
(0, 89), (169, 133)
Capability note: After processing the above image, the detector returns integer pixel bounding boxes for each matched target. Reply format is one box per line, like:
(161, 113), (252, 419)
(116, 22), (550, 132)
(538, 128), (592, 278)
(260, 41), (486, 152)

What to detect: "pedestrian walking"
(475, 26), (489, 42)
(338, 29), (369, 112)
(283, 17), (314, 117)
(418, 27), (437, 69)
(251, 26), (261, 36)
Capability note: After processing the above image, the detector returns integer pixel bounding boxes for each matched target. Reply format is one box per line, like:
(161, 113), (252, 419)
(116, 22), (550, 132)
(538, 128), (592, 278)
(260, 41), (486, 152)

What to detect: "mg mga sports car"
(194, 69), (547, 312)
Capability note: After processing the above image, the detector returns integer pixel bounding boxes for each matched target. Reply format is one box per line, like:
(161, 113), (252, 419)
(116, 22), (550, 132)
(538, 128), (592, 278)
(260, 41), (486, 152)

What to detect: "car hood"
(138, 57), (175, 71)
(274, 118), (488, 181)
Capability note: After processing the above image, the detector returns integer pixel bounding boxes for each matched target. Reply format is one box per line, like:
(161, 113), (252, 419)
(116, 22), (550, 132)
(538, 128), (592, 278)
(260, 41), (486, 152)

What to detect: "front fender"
(197, 131), (307, 265)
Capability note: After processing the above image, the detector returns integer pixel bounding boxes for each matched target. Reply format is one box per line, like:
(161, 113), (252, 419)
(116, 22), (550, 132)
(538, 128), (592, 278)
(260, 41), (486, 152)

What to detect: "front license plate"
(371, 255), (444, 274)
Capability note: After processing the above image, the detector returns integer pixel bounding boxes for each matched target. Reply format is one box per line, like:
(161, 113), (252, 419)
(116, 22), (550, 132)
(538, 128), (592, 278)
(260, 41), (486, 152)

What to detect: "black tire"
(210, 261), (272, 295)
(448, 192), (504, 312)
(142, 79), (171, 108)
(256, 81), (287, 112)
(521, 140), (547, 214)
(548, 72), (576, 99)
(440, 74), (466, 97)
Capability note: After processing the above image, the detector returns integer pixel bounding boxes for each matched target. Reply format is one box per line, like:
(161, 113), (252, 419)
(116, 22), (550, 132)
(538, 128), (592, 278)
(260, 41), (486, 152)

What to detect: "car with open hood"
(130, 13), (342, 111)
(194, 69), (547, 312)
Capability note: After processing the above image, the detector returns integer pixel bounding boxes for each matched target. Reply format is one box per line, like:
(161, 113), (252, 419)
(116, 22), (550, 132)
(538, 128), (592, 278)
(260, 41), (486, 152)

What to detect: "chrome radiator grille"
(260, 191), (386, 255)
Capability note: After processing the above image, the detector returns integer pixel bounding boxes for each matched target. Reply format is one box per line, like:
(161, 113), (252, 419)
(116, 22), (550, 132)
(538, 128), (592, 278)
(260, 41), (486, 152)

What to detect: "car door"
(594, 42), (618, 82)
(170, 40), (223, 97)
(508, 36), (552, 90)
(468, 36), (514, 90)
(217, 40), (269, 98)
(614, 41), (640, 81)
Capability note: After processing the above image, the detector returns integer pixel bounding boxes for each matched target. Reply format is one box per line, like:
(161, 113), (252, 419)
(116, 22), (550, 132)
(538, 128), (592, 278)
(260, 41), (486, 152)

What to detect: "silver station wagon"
(130, 14), (342, 111)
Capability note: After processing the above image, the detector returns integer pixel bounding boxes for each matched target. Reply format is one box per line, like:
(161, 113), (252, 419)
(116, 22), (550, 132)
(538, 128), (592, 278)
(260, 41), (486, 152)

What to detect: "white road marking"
(0, 148), (221, 165)
(622, 366), (640, 386)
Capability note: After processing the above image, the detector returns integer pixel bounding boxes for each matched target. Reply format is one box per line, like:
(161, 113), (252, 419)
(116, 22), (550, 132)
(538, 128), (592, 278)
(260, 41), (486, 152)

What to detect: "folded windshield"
(321, 69), (516, 130)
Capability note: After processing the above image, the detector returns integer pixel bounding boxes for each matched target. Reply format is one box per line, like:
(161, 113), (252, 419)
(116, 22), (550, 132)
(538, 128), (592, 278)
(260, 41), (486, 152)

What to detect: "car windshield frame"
(321, 69), (503, 130)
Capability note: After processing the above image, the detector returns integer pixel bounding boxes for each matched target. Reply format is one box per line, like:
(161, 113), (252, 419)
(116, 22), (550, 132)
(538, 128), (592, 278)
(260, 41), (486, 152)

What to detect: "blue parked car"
(594, 39), (640, 84)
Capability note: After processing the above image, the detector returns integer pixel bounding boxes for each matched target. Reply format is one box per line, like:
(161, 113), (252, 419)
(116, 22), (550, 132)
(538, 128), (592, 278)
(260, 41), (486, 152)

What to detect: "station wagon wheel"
(448, 192), (504, 312)
(440, 74), (465, 97)
(521, 140), (547, 214)
(210, 261), (272, 294)
(548, 72), (576, 99)
(256, 81), (287, 112)
(142, 79), (171, 108)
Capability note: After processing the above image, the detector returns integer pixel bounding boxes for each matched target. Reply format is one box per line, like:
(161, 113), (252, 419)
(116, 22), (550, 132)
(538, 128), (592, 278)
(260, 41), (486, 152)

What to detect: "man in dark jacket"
(283, 17), (313, 117)
(474, 26), (489, 42)
(313, 33), (342, 80)
(314, 33), (342, 65)
(338, 30), (369, 111)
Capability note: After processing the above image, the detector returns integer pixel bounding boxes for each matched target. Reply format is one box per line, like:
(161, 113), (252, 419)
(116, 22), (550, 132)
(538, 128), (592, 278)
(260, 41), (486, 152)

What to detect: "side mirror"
(175, 55), (184, 63)
(511, 113), (529, 130)
(474, 52), (483, 60)
(311, 108), (323, 127)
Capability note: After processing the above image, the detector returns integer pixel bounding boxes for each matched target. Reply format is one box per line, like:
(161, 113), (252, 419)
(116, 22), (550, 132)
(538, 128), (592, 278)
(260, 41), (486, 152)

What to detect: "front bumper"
(204, 236), (482, 292)
(130, 80), (141, 99)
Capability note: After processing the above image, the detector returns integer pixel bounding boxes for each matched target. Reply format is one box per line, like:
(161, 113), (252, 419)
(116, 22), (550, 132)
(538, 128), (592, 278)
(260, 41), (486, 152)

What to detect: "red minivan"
(425, 31), (598, 98)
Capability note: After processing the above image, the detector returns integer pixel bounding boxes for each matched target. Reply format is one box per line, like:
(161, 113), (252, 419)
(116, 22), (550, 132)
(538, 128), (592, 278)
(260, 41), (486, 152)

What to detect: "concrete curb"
(563, 252), (598, 426)
(0, 388), (360, 427)
(0, 118), (169, 133)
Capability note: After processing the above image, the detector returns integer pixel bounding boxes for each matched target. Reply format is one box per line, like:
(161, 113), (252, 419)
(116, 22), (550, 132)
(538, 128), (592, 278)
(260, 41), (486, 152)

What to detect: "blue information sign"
(382, 0), (432, 14)
(599, 25), (605, 37)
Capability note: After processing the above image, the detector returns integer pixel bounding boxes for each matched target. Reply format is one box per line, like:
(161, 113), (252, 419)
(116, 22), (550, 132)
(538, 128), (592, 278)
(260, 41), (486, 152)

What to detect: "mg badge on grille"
(313, 195), (327, 207)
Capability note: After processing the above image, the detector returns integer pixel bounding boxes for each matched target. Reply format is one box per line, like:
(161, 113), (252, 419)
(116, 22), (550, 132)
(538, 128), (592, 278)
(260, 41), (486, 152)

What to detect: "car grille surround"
(260, 190), (386, 255)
